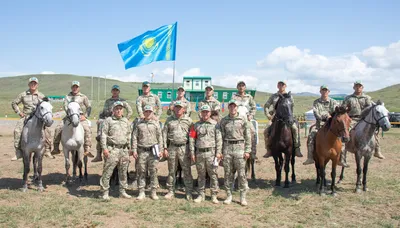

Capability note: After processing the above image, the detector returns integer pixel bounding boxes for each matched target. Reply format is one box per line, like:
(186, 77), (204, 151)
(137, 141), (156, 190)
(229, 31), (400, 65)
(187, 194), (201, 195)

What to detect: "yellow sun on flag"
(143, 37), (155, 49)
(140, 36), (159, 56)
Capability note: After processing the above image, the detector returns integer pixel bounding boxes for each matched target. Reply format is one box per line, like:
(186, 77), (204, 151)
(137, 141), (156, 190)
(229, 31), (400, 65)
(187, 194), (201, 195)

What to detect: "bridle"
(66, 109), (81, 126)
(34, 101), (52, 123)
(361, 105), (388, 128)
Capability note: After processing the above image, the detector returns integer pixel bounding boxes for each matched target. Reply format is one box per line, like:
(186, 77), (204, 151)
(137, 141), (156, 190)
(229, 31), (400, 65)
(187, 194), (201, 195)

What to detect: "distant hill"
(1, 74), (399, 119)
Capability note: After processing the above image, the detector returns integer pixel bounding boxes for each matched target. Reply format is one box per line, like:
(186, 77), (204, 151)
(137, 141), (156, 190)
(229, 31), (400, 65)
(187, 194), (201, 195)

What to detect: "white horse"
(61, 101), (88, 184)
(345, 101), (391, 193)
(21, 98), (54, 192)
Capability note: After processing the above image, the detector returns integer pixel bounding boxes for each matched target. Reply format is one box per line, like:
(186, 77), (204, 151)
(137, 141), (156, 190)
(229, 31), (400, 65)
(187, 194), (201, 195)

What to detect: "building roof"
(183, 76), (212, 79)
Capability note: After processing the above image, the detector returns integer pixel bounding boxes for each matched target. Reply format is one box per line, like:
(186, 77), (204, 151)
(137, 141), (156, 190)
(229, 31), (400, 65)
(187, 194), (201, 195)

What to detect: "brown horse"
(269, 92), (296, 188)
(314, 105), (351, 196)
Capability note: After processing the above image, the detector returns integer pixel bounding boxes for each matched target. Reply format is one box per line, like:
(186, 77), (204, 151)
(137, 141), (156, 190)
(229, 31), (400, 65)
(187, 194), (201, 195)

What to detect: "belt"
(171, 143), (187, 147)
(227, 140), (244, 145)
(138, 146), (152, 152)
(198, 148), (212, 152)
(110, 144), (127, 149)
(350, 115), (360, 118)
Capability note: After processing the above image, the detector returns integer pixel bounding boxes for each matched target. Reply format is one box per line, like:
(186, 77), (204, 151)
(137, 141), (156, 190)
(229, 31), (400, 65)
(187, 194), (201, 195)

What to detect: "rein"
(360, 105), (388, 131)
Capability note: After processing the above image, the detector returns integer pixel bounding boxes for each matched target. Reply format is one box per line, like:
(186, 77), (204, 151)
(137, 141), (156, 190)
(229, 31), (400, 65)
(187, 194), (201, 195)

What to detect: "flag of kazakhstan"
(118, 22), (177, 69)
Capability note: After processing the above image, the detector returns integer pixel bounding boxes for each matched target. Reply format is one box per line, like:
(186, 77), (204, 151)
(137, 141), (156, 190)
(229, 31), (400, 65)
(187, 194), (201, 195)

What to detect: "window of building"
(204, 80), (209, 86)
(167, 92), (172, 99)
(158, 91), (163, 98)
(186, 80), (191, 87)
(213, 92), (218, 99)
(195, 80), (200, 86)
(223, 92), (228, 100)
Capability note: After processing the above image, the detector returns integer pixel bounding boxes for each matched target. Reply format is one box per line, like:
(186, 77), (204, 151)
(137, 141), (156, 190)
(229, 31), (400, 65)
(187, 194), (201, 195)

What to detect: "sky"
(1, 0), (399, 94)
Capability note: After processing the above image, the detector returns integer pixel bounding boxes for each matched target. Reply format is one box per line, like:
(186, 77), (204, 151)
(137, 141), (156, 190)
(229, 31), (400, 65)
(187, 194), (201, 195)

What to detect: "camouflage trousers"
(54, 118), (92, 150)
(306, 125), (319, 156)
(250, 122), (257, 155)
(100, 146), (129, 192)
(223, 143), (247, 193)
(166, 144), (193, 193)
(14, 116), (52, 157)
(137, 148), (159, 191)
(264, 121), (300, 148)
(95, 119), (106, 153)
(195, 149), (219, 194)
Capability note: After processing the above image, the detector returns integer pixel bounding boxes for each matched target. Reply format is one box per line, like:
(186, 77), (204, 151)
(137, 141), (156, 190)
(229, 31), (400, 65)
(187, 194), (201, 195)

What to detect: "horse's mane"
(325, 105), (347, 129)
(274, 92), (293, 120)
(360, 105), (374, 119)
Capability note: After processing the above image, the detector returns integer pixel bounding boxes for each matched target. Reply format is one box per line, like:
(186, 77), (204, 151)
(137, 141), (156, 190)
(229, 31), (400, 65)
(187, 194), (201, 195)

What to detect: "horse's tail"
(245, 158), (251, 174)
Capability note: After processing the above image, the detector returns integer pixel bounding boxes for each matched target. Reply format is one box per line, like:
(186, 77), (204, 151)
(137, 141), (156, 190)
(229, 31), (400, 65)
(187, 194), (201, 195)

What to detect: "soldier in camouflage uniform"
(162, 101), (194, 200)
(341, 80), (384, 167)
(135, 81), (162, 121)
(99, 101), (132, 200)
(189, 104), (222, 204)
(303, 85), (340, 165)
(197, 85), (221, 122)
(11, 77), (53, 161)
(92, 85), (133, 162)
(131, 105), (163, 200)
(263, 81), (303, 158)
(232, 81), (258, 159)
(51, 81), (94, 158)
(220, 99), (251, 206)
(167, 86), (192, 118)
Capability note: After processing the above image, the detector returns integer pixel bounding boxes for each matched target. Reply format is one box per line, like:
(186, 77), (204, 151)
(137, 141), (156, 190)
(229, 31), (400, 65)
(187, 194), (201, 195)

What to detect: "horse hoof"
(355, 188), (362, 194)
(363, 187), (369, 192)
(319, 192), (326, 197)
(337, 180), (342, 184)
(38, 186), (44, 192)
(275, 183), (281, 187)
(21, 187), (28, 193)
(331, 192), (337, 197)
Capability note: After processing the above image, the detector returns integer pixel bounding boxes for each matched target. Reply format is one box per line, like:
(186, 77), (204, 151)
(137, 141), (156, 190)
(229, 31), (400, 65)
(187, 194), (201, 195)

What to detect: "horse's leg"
(362, 156), (371, 192)
(32, 153), (38, 182)
(284, 153), (291, 188)
(251, 158), (256, 181)
(273, 155), (280, 186)
(337, 167), (345, 184)
(331, 160), (337, 197)
(291, 150), (296, 183)
(64, 150), (71, 183)
(355, 153), (362, 193)
(319, 161), (326, 196)
(315, 161), (320, 185)
(22, 153), (31, 192)
(37, 152), (44, 192)
(72, 151), (78, 180)
(84, 155), (88, 182)
(77, 153), (83, 184)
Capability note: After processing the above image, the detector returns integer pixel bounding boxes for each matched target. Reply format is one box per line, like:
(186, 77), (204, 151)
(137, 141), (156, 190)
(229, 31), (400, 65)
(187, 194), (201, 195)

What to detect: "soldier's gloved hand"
(247, 115), (253, 121)
(129, 150), (133, 156)
(191, 154), (196, 163)
(244, 153), (250, 160)
(19, 113), (25, 118)
(103, 149), (110, 159)
(133, 151), (138, 159)
(80, 115), (86, 121)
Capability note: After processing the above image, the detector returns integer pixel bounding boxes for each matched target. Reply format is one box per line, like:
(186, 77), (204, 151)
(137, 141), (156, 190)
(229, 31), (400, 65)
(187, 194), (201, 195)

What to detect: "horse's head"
(275, 92), (293, 120)
(36, 98), (54, 127)
(373, 100), (391, 132)
(331, 105), (352, 143)
(67, 102), (81, 127)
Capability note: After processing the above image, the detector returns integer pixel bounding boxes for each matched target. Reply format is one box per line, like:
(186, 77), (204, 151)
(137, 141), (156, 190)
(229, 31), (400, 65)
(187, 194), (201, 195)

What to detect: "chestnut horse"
(314, 105), (351, 196)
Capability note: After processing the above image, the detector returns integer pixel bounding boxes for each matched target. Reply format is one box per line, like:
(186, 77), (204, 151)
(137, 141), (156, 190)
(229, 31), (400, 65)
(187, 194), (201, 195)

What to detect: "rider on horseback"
(263, 80), (303, 158)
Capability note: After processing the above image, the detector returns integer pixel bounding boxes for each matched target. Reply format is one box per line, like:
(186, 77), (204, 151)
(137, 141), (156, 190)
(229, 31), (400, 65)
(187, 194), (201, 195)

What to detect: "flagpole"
(172, 61), (176, 101)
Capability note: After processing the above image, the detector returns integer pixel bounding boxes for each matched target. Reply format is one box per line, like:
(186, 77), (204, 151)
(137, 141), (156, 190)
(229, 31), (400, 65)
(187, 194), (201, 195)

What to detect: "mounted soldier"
(263, 80), (303, 158)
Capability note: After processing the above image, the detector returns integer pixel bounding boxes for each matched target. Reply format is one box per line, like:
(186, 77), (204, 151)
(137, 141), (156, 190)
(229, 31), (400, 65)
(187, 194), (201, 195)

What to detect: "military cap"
(278, 80), (287, 85)
(29, 77), (39, 83)
(174, 100), (186, 108)
(177, 86), (185, 91)
(237, 81), (246, 86)
(228, 99), (238, 106)
(354, 80), (363, 86)
(320, 85), (329, 91)
(143, 105), (153, 112)
(142, 81), (150, 86)
(205, 85), (214, 90)
(200, 105), (211, 111)
(111, 85), (120, 91)
(72, 81), (80, 87)
(113, 101), (124, 109)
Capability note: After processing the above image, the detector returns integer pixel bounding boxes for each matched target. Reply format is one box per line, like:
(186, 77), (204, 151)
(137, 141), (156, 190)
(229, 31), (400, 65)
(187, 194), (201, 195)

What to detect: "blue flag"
(118, 22), (177, 69)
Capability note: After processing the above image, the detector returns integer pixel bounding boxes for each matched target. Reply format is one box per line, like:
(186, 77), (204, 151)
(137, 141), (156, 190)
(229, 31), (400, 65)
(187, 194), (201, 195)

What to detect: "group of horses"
(270, 93), (391, 195)
(19, 95), (391, 196)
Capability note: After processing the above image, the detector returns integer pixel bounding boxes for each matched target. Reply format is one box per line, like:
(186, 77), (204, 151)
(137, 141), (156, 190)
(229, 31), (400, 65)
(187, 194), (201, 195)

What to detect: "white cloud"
(40, 71), (56, 74)
(181, 68), (202, 76)
(362, 40), (400, 69)
(162, 67), (174, 76)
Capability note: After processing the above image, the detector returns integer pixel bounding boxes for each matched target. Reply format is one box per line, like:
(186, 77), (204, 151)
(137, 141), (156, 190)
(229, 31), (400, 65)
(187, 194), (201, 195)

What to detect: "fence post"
(304, 122), (308, 138)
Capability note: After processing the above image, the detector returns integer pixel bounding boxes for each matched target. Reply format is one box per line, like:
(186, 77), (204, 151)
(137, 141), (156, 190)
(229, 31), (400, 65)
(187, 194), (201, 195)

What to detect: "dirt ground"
(0, 120), (399, 228)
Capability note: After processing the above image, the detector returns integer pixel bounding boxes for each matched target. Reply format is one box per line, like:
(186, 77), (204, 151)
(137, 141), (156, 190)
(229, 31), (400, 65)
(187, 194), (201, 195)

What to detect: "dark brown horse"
(314, 105), (351, 196)
(269, 92), (296, 188)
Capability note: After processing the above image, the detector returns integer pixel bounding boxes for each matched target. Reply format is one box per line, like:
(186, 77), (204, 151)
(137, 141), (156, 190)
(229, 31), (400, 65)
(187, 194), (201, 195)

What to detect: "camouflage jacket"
(313, 97), (339, 129)
(342, 93), (373, 120)
(99, 97), (133, 120)
(264, 92), (294, 118)
(101, 116), (132, 149)
(131, 119), (163, 152)
(63, 92), (91, 117)
(197, 96), (221, 119)
(11, 90), (46, 115)
(136, 93), (162, 118)
(189, 118), (222, 156)
(231, 93), (256, 119)
(167, 97), (192, 117)
(162, 115), (193, 148)
(220, 113), (251, 153)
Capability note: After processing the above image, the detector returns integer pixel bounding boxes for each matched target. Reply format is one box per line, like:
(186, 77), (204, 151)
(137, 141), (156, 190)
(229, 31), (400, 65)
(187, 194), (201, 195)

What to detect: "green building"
(138, 76), (256, 103)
